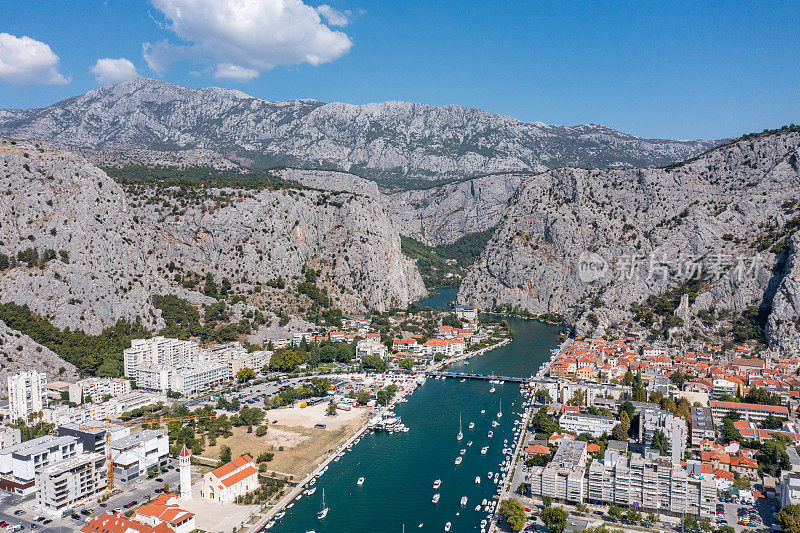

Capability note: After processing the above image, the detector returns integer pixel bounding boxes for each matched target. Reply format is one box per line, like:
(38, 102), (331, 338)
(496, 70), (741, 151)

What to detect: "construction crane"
(80, 413), (216, 492)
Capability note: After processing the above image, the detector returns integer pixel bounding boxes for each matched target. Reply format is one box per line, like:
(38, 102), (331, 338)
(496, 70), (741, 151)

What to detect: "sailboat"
(457, 413), (463, 441)
(317, 488), (329, 519)
(497, 399), (503, 419)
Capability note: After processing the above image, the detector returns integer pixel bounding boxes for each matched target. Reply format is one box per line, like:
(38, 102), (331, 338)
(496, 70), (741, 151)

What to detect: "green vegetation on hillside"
(0, 302), (149, 376)
(101, 165), (300, 190)
(401, 228), (495, 288)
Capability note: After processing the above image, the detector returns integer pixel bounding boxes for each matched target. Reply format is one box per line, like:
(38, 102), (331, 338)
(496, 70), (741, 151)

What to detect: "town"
(501, 335), (800, 532)
(0, 304), (510, 532)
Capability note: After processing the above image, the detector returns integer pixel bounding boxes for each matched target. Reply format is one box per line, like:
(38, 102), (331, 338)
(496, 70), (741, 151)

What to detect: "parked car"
(13, 510), (25, 516)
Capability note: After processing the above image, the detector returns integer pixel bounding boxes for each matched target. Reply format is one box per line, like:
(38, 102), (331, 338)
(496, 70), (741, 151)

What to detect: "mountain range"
(0, 77), (721, 189)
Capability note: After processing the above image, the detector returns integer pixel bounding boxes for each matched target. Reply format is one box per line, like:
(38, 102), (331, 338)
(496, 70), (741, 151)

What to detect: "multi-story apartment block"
(0, 435), (81, 495)
(7, 370), (48, 423)
(203, 342), (271, 375)
(640, 409), (687, 462)
(710, 400), (789, 424)
(124, 336), (199, 377)
(68, 377), (131, 404)
(356, 338), (389, 360)
(0, 426), (21, 448)
(58, 422), (130, 454)
(691, 406), (715, 446)
(559, 413), (616, 438)
(111, 430), (170, 482)
(36, 452), (107, 516)
(526, 440), (588, 503)
(587, 452), (715, 518)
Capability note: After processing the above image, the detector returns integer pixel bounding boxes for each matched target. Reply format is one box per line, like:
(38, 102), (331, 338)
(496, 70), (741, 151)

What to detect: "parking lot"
(0, 459), (181, 532)
(717, 499), (776, 531)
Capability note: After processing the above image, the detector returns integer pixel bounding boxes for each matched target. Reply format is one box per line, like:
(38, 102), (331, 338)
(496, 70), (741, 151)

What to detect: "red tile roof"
(210, 454), (253, 479)
(221, 465), (258, 488)
(81, 514), (174, 533)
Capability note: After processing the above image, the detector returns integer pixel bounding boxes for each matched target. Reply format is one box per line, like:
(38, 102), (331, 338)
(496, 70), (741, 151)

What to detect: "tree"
(626, 508), (641, 523)
(399, 357), (414, 371)
(761, 414), (786, 430)
(361, 354), (388, 372)
(717, 526), (734, 533)
(722, 418), (742, 443)
(682, 515), (698, 531)
(645, 512), (659, 525)
(542, 495), (552, 508)
(326, 402), (338, 416)
(516, 483), (529, 497)
(541, 506), (568, 533)
(698, 520), (713, 532)
(499, 498), (526, 532)
(652, 429), (669, 456)
(355, 391), (371, 405)
(623, 370), (634, 386)
(612, 411), (630, 441)
(757, 438), (790, 476)
(255, 425), (268, 437)
(670, 370), (685, 389)
(608, 505), (623, 521)
(567, 389), (586, 407)
(777, 504), (800, 533)
(236, 367), (256, 382)
(219, 445), (232, 465)
(535, 389), (553, 403)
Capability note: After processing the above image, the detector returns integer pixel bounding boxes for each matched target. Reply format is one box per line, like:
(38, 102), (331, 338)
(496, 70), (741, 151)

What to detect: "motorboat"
(468, 421), (475, 430)
(488, 431), (493, 438)
(357, 477), (365, 486)
(459, 449), (466, 455)
(307, 487), (317, 495)
(445, 522), (451, 531)
(481, 446), (488, 455)
(432, 493), (441, 503)
(455, 456), (463, 465)
(460, 496), (468, 506)
(475, 476), (481, 484)
(433, 479), (442, 489)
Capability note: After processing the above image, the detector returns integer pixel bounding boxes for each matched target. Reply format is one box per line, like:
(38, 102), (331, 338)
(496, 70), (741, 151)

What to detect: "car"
(13, 510), (25, 516)
(0, 521), (8, 528)
(113, 508), (123, 514)
(29, 525), (38, 530)
(155, 478), (164, 482)
(154, 488), (162, 493)
(71, 513), (81, 520)
(81, 509), (91, 515)
(130, 501), (137, 506)
(99, 503), (107, 508)
(42, 520), (51, 525)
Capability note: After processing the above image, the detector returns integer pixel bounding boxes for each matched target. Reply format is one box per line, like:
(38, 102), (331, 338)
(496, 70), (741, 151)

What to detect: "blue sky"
(0, 0), (798, 140)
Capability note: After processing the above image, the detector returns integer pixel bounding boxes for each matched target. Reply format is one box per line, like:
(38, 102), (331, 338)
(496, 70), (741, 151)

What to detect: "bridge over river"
(425, 370), (532, 383)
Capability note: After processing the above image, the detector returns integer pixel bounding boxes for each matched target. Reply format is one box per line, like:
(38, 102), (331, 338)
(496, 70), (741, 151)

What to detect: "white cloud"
(143, 0), (353, 79)
(0, 33), (69, 85)
(214, 63), (260, 82)
(90, 57), (138, 84)
(316, 5), (351, 27)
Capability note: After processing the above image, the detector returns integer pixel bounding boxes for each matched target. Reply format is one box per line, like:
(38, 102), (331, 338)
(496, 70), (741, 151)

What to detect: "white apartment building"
(111, 429), (170, 482)
(587, 452), (715, 518)
(356, 338), (389, 360)
(0, 426), (21, 448)
(44, 391), (165, 427)
(124, 336), (199, 377)
(0, 435), (81, 495)
(454, 306), (478, 321)
(559, 413), (616, 438)
(36, 452), (107, 516)
(68, 377), (131, 404)
(526, 440), (588, 503)
(203, 342), (271, 375)
(711, 378), (738, 399)
(640, 409), (688, 462)
(8, 370), (47, 423)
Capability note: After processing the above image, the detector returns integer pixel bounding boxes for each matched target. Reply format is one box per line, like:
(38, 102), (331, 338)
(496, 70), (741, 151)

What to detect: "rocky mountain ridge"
(0, 140), (425, 337)
(0, 77), (720, 188)
(458, 131), (800, 353)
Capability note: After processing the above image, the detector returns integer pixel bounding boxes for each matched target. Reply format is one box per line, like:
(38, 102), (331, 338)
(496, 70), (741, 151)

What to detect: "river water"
(272, 288), (559, 533)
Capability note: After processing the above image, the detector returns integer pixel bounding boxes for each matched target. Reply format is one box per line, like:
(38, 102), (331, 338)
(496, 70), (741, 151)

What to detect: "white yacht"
(468, 421), (475, 430)
(432, 493), (441, 503)
(317, 489), (329, 519)
(481, 409), (486, 414)
(445, 522), (451, 532)
(475, 476), (481, 484)
(488, 431), (493, 438)
(433, 479), (442, 489)
(460, 496), (468, 506)
(454, 456), (463, 465)
(480, 446), (489, 455)
(307, 487), (317, 495)
(497, 399), (503, 418)
(457, 413), (463, 441)
(357, 477), (365, 486)
(459, 448), (466, 455)
(490, 386), (496, 393)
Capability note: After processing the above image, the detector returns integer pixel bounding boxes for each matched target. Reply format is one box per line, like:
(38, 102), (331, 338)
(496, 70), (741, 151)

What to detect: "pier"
(426, 370), (531, 383)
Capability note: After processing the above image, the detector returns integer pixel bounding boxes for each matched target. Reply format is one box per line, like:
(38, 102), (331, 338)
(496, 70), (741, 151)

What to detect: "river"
(271, 288), (559, 532)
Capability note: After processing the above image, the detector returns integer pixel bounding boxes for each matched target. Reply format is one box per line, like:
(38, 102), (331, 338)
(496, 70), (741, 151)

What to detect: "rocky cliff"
(0, 77), (720, 187)
(459, 131), (800, 352)
(0, 140), (425, 336)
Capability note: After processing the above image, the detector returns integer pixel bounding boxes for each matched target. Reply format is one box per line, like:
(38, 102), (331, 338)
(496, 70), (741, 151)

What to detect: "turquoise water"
(271, 305), (559, 532)
(416, 287), (459, 309)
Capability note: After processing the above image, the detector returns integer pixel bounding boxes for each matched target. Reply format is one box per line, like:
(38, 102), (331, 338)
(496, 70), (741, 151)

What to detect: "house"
(200, 455), (258, 503)
(81, 513), (175, 533)
(524, 444), (551, 458)
(135, 493), (196, 533)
